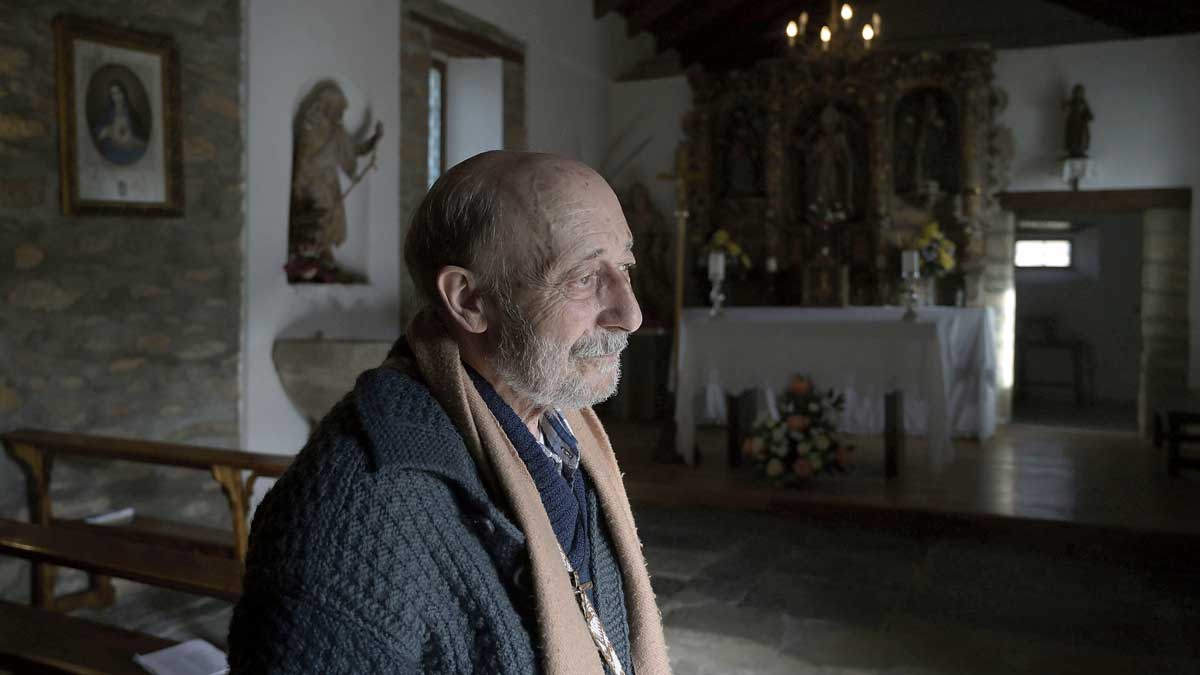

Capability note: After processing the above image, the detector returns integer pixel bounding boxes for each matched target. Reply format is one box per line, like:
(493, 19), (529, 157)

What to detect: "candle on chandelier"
(840, 3), (853, 29)
(786, 20), (798, 48)
(799, 12), (808, 37)
(872, 12), (882, 37)
(862, 23), (874, 48)
(820, 25), (831, 51)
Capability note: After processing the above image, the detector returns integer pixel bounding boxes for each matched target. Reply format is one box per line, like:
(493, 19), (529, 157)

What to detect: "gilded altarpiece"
(682, 48), (997, 307)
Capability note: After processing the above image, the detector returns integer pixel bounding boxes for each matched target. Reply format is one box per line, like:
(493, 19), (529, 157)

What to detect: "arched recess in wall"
(398, 0), (526, 328)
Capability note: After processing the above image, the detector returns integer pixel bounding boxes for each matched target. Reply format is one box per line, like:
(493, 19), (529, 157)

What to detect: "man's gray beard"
(492, 293), (628, 410)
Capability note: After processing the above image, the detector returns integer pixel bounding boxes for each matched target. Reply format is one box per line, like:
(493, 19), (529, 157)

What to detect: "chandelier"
(785, 2), (881, 57)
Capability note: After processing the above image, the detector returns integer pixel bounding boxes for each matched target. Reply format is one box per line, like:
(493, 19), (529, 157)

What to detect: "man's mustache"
(571, 330), (628, 358)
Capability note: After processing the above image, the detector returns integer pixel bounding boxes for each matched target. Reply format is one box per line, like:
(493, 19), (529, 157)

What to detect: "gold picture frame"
(54, 15), (184, 216)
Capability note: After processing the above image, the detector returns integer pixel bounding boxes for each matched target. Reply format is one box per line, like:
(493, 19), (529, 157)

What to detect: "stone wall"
(0, 0), (243, 600)
(1140, 208), (1191, 430)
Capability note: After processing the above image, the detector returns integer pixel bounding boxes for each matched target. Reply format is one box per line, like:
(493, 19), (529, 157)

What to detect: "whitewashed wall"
(442, 0), (625, 165)
(243, 0), (402, 458)
(607, 75), (692, 221)
(445, 57), (504, 167)
(994, 34), (1200, 386)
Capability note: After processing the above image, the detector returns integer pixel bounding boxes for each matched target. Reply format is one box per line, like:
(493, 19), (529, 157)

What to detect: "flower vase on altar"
(908, 222), (957, 308)
(703, 229), (752, 315)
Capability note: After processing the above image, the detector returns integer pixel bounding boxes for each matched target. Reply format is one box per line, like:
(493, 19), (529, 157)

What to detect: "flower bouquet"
(704, 228), (752, 271)
(912, 222), (956, 278)
(742, 375), (853, 485)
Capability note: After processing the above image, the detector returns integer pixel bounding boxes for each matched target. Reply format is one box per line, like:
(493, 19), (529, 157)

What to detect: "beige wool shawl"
(397, 309), (672, 675)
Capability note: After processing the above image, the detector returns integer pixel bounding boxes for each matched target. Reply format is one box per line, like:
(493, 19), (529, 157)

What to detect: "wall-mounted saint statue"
(286, 80), (383, 284)
(1063, 84), (1092, 159)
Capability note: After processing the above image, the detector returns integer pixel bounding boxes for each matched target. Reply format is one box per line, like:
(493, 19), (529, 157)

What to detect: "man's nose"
(600, 268), (642, 334)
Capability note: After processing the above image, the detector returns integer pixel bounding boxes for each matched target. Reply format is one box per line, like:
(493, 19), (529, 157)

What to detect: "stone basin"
(272, 339), (392, 426)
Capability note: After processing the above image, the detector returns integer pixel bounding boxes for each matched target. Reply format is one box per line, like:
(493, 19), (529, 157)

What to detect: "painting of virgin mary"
(84, 63), (152, 166)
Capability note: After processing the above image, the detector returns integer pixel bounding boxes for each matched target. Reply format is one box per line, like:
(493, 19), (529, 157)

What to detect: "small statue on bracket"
(286, 80), (383, 283)
(1063, 84), (1093, 159)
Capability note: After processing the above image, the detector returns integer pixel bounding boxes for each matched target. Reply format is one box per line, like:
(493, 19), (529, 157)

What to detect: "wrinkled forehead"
(493, 158), (629, 272)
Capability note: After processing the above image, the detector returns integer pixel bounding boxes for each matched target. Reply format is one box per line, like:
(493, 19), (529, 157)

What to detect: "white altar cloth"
(674, 306), (997, 471)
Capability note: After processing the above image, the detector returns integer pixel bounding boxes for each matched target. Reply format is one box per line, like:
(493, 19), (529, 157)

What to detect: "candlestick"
(901, 249), (920, 321)
(901, 249), (920, 279)
(707, 250), (726, 282)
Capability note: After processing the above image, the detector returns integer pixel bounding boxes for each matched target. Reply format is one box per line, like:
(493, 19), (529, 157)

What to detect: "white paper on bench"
(84, 506), (136, 525)
(134, 639), (228, 675)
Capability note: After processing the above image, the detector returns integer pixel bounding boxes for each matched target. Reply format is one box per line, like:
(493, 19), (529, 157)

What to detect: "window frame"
(432, 59), (447, 178)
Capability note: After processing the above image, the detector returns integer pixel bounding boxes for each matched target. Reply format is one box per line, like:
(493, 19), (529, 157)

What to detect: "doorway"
(999, 188), (1192, 435)
(1012, 213), (1142, 430)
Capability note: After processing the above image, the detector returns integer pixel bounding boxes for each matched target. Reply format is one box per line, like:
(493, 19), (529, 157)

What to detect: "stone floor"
(10, 501), (1198, 674)
(638, 504), (1200, 674)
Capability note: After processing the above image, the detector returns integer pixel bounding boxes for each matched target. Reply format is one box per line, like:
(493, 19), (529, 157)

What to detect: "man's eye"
(574, 273), (596, 288)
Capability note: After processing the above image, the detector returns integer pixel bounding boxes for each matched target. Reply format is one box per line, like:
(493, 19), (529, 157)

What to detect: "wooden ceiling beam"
(625, 0), (690, 36)
(674, 0), (805, 67)
(1041, 0), (1200, 36)
(655, 0), (773, 52)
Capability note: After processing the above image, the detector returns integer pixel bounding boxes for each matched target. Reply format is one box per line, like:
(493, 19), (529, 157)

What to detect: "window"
(1015, 239), (1072, 268)
(427, 61), (446, 188)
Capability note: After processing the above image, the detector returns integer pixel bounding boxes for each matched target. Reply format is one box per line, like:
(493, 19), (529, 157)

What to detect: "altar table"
(674, 306), (997, 471)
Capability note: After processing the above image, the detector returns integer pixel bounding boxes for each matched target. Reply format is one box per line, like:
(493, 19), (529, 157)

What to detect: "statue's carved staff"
(339, 121), (382, 201)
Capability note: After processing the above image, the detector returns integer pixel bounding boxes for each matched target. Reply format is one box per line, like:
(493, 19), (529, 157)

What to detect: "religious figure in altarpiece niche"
(803, 104), (856, 216)
(893, 89), (960, 200)
(718, 106), (764, 197)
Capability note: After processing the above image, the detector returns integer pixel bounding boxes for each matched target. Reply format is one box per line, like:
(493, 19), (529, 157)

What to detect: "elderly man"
(228, 151), (671, 674)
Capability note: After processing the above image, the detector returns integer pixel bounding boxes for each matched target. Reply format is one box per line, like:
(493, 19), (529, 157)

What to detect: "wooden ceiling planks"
(597, 0), (1200, 71)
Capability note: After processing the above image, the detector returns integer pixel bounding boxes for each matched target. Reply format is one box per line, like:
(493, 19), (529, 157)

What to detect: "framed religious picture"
(53, 15), (183, 216)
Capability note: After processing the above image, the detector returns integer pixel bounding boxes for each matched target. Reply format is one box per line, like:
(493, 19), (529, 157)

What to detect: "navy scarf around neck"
(466, 367), (596, 604)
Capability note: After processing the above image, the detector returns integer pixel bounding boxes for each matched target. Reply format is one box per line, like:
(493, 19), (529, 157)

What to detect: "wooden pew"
(0, 519), (243, 601)
(0, 600), (177, 675)
(1, 428), (289, 610)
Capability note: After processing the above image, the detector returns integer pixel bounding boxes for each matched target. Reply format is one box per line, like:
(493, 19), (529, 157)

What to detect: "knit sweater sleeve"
(228, 582), (420, 673)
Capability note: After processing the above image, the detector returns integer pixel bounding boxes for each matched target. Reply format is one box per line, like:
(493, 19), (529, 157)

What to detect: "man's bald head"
(404, 150), (614, 308)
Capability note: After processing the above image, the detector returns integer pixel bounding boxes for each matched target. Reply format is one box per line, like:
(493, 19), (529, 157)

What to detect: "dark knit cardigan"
(227, 363), (634, 674)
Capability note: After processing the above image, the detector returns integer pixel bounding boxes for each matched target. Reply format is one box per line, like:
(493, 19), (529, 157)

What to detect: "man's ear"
(436, 266), (488, 334)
